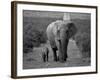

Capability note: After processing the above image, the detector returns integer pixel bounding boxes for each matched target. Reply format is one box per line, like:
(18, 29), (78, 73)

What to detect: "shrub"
(75, 32), (91, 57)
(39, 31), (47, 43)
(23, 23), (47, 53)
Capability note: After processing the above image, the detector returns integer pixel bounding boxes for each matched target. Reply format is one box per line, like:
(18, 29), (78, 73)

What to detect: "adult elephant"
(46, 20), (77, 62)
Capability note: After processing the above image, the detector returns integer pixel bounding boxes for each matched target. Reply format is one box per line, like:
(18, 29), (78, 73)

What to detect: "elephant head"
(46, 20), (77, 62)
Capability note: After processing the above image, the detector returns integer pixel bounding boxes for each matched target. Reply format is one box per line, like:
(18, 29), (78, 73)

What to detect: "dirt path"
(23, 39), (90, 69)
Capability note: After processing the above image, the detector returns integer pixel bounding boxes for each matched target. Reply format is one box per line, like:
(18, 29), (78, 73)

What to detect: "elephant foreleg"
(42, 53), (46, 62)
(64, 40), (69, 61)
(52, 47), (58, 61)
(46, 51), (49, 62)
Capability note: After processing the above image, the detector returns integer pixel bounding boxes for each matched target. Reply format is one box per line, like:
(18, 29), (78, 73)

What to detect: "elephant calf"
(41, 47), (49, 62)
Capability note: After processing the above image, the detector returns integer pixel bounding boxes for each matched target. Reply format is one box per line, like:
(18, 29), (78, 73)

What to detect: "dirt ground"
(23, 40), (90, 69)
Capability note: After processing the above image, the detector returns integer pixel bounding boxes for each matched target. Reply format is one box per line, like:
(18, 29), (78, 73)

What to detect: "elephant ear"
(67, 22), (77, 38)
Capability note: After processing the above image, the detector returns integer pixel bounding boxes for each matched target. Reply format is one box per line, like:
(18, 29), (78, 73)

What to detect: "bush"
(23, 23), (47, 53)
(75, 32), (91, 57)
(39, 31), (47, 43)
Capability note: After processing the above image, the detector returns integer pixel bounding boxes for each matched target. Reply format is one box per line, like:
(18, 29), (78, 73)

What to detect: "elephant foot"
(59, 57), (67, 63)
(64, 56), (67, 61)
(54, 58), (58, 62)
(54, 55), (60, 62)
(59, 60), (66, 63)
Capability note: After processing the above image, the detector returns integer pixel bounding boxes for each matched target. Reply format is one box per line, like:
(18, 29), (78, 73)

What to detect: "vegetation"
(75, 32), (91, 57)
(72, 19), (91, 57)
(23, 23), (47, 53)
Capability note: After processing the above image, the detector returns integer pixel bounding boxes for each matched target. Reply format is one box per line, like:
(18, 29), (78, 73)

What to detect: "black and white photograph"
(11, 1), (97, 78)
(23, 10), (91, 69)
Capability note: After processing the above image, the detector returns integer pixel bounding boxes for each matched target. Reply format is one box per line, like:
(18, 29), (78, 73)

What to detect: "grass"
(23, 40), (90, 69)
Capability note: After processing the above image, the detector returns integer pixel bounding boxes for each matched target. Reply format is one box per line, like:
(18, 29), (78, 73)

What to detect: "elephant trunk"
(62, 39), (69, 60)
(58, 38), (68, 62)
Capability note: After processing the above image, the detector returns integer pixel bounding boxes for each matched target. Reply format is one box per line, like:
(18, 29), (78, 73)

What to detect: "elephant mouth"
(57, 39), (61, 42)
(56, 36), (61, 41)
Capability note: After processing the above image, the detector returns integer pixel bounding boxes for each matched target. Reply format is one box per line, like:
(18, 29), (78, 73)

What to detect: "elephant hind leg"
(46, 51), (49, 62)
(52, 47), (58, 61)
(42, 53), (46, 62)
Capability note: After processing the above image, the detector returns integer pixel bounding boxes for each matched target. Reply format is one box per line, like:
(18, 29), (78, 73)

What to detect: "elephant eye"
(66, 30), (69, 33)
